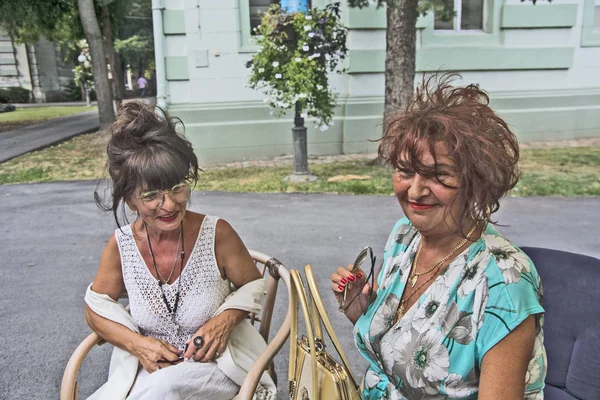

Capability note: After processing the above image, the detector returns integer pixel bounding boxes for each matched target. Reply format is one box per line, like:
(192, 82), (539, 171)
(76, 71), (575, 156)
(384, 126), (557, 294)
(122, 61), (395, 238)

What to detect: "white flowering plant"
(245, 2), (347, 128)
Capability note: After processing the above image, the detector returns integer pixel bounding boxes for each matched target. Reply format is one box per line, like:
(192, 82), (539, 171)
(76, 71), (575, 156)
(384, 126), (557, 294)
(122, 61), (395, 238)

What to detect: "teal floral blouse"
(354, 218), (546, 399)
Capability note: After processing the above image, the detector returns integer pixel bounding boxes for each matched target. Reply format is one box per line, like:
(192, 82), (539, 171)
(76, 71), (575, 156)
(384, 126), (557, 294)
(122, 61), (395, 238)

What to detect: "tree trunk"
(101, 6), (123, 110)
(78, 0), (115, 127)
(384, 0), (419, 133)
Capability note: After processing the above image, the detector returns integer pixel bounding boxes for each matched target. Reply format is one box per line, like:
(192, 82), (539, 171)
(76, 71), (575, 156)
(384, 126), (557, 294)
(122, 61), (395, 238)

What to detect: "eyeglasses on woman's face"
(136, 182), (191, 210)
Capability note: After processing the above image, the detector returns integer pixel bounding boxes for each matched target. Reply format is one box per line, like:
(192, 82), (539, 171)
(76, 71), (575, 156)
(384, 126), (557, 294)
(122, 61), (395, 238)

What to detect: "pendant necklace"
(145, 221), (185, 332)
(408, 221), (479, 288)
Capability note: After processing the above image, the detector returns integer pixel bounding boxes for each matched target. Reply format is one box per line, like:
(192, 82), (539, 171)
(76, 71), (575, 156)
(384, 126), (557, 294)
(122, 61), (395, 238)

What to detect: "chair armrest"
(237, 264), (293, 400)
(60, 331), (103, 400)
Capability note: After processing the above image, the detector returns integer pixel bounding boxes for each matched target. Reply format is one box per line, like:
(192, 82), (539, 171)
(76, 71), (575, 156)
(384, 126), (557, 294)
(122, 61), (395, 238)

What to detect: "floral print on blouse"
(354, 218), (546, 399)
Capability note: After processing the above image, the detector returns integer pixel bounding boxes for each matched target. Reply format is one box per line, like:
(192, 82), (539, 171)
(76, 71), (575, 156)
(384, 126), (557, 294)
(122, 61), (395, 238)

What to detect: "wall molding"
(501, 4), (578, 29)
(581, 0), (600, 47)
(347, 46), (574, 73)
(167, 87), (600, 163)
(163, 10), (186, 35)
(165, 56), (189, 81)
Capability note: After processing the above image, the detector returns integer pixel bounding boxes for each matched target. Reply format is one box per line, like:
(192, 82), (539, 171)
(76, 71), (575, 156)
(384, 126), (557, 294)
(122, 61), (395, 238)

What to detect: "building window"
(434, 0), (485, 31)
(595, 0), (600, 29)
(250, 0), (280, 35)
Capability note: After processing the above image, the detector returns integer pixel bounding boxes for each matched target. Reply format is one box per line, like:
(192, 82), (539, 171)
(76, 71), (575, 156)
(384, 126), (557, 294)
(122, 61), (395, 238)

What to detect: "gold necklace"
(408, 221), (479, 288)
(395, 271), (439, 324)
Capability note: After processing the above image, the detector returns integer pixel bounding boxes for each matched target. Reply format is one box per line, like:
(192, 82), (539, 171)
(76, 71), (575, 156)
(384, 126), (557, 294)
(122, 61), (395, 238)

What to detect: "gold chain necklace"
(408, 221), (479, 288)
(395, 271), (439, 324)
(396, 221), (481, 323)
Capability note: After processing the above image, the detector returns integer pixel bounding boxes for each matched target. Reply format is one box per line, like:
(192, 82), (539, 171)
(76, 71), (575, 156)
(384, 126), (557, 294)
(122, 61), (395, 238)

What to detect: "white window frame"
(434, 0), (488, 33)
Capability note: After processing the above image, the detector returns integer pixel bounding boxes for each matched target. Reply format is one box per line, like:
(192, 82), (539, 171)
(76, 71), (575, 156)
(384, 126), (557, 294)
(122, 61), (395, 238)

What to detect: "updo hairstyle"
(95, 101), (199, 226)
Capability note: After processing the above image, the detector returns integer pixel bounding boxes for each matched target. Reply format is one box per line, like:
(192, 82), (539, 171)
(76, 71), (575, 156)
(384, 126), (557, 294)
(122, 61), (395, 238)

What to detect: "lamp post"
(77, 54), (91, 107)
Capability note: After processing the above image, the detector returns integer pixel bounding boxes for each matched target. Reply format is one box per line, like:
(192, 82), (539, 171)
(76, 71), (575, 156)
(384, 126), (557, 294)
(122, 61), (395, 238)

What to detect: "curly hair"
(95, 101), (199, 227)
(378, 74), (520, 235)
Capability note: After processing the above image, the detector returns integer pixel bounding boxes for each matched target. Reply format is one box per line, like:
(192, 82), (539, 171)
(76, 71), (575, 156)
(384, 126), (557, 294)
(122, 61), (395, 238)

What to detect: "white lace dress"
(115, 215), (240, 400)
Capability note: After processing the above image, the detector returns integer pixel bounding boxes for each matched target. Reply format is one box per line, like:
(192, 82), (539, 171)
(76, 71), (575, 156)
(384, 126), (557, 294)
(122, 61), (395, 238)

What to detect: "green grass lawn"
(0, 130), (598, 196)
(0, 105), (96, 133)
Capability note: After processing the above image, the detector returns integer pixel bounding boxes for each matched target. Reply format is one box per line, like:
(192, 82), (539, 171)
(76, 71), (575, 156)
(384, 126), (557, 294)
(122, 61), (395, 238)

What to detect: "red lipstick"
(409, 202), (436, 211)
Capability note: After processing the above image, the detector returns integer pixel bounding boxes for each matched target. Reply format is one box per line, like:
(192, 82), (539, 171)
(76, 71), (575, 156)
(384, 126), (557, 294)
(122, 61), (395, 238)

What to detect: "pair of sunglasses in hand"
(339, 246), (376, 313)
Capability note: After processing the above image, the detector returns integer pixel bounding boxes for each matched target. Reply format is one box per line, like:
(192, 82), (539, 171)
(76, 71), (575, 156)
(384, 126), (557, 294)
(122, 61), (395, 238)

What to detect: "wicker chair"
(60, 249), (292, 400)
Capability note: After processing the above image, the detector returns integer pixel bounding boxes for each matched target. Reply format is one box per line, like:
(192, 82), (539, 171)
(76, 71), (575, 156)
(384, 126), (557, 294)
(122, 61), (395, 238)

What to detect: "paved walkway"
(0, 181), (598, 399)
(0, 110), (99, 163)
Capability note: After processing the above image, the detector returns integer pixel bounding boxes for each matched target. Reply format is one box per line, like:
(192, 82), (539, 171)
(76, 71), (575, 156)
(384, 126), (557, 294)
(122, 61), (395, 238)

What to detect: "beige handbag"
(288, 265), (362, 400)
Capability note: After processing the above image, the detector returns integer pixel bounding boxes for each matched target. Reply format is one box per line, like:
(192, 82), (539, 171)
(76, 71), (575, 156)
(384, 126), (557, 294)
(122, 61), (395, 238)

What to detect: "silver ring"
(193, 335), (204, 349)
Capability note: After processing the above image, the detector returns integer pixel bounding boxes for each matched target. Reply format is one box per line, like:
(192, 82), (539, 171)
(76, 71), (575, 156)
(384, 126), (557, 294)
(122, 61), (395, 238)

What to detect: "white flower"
(311, 52), (321, 58)
(471, 273), (489, 335)
(272, 61), (279, 67)
(444, 373), (476, 398)
(275, 73), (282, 79)
(319, 124), (329, 131)
(365, 369), (381, 389)
(484, 234), (531, 284)
(394, 328), (450, 388)
(308, 32), (315, 38)
(457, 250), (489, 298)
(295, 57), (302, 62)
(304, 25), (311, 31)
(302, 45), (310, 51)
(412, 282), (449, 333)
(305, 15), (312, 20)
(370, 294), (400, 338)
(526, 335), (546, 386)
(316, 84), (323, 90)
(258, 67), (265, 73)
(298, 93), (308, 99)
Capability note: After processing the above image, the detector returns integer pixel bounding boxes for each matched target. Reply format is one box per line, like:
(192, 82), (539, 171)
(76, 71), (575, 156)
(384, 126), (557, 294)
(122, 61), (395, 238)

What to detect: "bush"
(0, 87), (31, 103)
(64, 80), (82, 101)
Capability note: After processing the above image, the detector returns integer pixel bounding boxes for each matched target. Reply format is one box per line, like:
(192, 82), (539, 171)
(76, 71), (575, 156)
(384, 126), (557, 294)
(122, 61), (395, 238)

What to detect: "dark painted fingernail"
(341, 278), (347, 284)
(348, 276), (356, 282)
(356, 273), (363, 279)
(338, 285), (344, 291)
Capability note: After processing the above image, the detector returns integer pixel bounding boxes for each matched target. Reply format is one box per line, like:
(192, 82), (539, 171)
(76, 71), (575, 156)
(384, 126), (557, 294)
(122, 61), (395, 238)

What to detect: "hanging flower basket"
(245, 2), (348, 128)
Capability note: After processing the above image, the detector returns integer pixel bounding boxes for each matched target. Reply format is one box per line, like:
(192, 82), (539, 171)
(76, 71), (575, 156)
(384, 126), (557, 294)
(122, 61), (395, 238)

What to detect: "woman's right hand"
(331, 265), (371, 322)
(132, 335), (182, 373)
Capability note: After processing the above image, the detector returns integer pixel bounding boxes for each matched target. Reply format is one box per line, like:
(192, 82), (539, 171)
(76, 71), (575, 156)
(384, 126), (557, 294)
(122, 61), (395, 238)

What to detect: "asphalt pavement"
(0, 110), (100, 163)
(0, 181), (598, 399)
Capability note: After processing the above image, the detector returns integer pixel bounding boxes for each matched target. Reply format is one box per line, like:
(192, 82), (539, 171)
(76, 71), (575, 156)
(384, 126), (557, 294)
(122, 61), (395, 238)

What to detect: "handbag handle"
(304, 264), (361, 390)
(289, 269), (319, 400)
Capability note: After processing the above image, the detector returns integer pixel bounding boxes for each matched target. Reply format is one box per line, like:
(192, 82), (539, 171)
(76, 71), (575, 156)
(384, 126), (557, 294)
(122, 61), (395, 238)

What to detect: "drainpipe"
(152, 0), (167, 108)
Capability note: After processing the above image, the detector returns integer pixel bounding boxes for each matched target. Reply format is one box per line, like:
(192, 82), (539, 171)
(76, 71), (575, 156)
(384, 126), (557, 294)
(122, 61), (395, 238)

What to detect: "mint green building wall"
(161, 0), (600, 165)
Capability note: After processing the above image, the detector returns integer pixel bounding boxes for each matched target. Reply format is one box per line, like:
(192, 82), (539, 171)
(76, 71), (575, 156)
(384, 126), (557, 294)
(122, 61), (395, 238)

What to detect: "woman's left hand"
(184, 309), (247, 362)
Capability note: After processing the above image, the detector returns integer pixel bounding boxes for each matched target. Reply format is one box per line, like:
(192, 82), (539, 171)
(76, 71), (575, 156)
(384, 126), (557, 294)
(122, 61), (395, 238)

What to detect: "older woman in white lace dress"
(86, 102), (272, 400)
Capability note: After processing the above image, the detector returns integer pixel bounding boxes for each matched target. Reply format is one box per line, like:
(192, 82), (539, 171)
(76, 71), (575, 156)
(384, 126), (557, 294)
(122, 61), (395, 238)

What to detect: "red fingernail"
(356, 273), (363, 279)
(341, 278), (347, 284)
(338, 285), (344, 291)
(348, 276), (356, 282)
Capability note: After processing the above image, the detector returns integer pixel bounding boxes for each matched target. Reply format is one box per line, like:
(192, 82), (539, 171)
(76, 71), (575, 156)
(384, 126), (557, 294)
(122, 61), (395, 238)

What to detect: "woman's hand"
(331, 265), (372, 323)
(184, 310), (246, 362)
(132, 335), (182, 373)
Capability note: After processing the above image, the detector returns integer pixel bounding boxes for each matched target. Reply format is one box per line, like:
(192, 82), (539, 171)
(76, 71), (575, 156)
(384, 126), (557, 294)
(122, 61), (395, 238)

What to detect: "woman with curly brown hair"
(331, 75), (545, 399)
(85, 101), (275, 399)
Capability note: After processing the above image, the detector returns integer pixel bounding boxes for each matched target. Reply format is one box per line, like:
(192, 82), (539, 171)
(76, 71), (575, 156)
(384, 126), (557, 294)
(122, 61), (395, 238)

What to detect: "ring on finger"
(193, 335), (204, 349)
